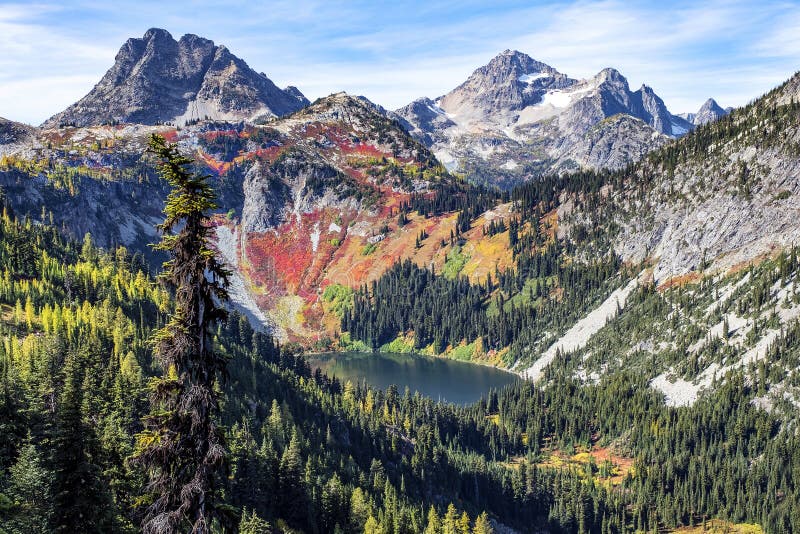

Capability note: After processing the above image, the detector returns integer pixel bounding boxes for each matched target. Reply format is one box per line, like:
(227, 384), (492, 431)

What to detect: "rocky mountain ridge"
(396, 50), (725, 187)
(0, 118), (39, 155)
(43, 28), (308, 128)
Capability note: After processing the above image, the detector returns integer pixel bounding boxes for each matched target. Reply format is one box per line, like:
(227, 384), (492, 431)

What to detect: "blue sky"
(1, 0), (799, 125)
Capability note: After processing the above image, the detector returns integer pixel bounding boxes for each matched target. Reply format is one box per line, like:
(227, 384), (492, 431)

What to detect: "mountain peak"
(284, 86), (310, 107)
(693, 97), (727, 125)
(497, 49), (537, 61)
(699, 97), (724, 113)
(0, 117), (37, 150)
(595, 67), (627, 86)
(483, 49), (559, 79)
(177, 32), (214, 49)
(436, 49), (574, 116)
(42, 29), (308, 128)
(143, 27), (173, 41)
(396, 51), (708, 184)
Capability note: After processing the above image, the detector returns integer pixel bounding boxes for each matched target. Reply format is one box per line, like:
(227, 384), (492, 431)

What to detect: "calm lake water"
(307, 352), (518, 405)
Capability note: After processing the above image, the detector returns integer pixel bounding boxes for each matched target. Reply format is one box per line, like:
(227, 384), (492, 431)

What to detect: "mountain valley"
(1, 25), (800, 534)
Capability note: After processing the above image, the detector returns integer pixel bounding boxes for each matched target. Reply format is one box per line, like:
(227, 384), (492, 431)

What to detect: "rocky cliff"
(42, 28), (308, 128)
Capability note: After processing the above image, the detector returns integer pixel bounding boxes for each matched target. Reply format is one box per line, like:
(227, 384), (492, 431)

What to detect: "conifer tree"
(5, 440), (54, 533)
(133, 134), (231, 534)
(457, 511), (471, 534)
(51, 351), (112, 533)
(443, 503), (460, 534)
(424, 505), (441, 534)
(238, 509), (271, 534)
(349, 487), (370, 531)
(278, 431), (306, 527)
(472, 512), (493, 534)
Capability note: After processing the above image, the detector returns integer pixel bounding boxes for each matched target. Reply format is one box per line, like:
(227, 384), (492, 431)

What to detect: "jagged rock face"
(437, 50), (575, 120)
(284, 86), (310, 107)
(0, 118), (38, 155)
(42, 28), (308, 128)
(396, 51), (722, 187)
(554, 68), (641, 133)
(393, 98), (457, 146)
(558, 114), (667, 170)
(613, 142), (800, 282)
(693, 98), (728, 125)
(242, 161), (289, 233)
(0, 163), (167, 252)
(633, 85), (673, 135)
(241, 155), (351, 234)
(678, 98), (729, 127)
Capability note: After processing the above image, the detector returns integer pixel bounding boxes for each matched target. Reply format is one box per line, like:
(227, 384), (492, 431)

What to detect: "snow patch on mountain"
(518, 72), (549, 84)
(426, 104), (446, 115)
(541, 90), (573, 108)
(670, 120), (689, 136)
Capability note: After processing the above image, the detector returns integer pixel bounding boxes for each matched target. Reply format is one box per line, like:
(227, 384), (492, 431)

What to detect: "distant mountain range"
(31, 30), (731, 189)
(394, 50), (728, 186)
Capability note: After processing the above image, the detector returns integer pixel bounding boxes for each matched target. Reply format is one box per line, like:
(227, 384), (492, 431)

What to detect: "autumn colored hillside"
(184, 94), (518, 347)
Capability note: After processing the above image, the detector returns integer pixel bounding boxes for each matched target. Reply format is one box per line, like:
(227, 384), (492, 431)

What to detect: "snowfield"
(540, 90), (573, 108)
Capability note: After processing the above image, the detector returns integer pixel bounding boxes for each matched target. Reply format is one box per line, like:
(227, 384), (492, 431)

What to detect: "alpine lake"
(306, 351), (518, 405)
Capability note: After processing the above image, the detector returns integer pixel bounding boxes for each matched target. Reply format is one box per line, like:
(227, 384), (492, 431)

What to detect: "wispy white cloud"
(0, 3), (117, 120)
(0, 0), (798, 124)
(751, 8), (800, 58)
(0, 75), (100, 125)
(492, 0), (795, 111)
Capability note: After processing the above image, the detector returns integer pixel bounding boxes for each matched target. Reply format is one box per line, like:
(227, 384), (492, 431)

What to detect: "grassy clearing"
(442, 245), (469, 279)
(378, 333), (415, 353)
(673, 520), (764, 534)
(321, 283), (353, 319)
